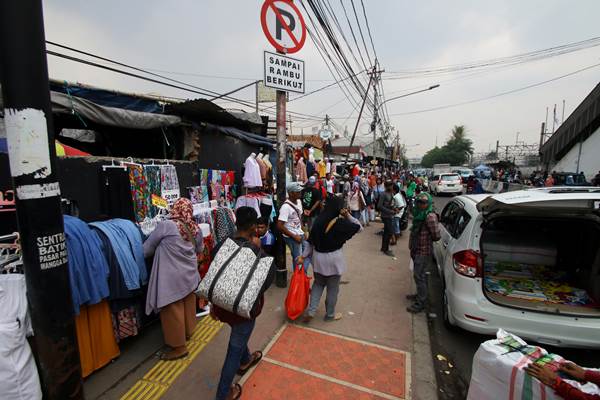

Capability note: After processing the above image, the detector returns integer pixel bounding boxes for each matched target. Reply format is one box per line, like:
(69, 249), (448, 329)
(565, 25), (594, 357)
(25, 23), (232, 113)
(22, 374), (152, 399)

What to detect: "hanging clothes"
(75, 300), (120, 378)
(160, 164), (180, 206)
(126, 164), (149, 222)
(295, 158), (308, 183)
(317, 160), (327, 178)
(0, 274), (42, 400)
(306, 159), (316, 178)
(326, 160), (331, 174)
(144, 165), (162, 218)
(64, 215), (111, 314)
(89, 219), (147, 292)
(235, 195), (262, 217)
(213, 207), (236, 245)
(243, 155), (262, 188)
(100, 168), (136, 220)
(256, 157), (268, 181)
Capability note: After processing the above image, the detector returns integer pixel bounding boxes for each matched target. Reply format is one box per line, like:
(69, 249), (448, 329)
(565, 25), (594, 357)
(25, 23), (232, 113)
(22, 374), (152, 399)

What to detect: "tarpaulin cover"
(49, 82), (162, 113)
(202, 122), (275, 147)
(50, 91), (181, 129)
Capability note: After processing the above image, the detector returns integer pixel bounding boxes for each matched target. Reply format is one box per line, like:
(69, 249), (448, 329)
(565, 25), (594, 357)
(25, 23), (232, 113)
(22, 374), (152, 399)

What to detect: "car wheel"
(441, 282), (457, 330)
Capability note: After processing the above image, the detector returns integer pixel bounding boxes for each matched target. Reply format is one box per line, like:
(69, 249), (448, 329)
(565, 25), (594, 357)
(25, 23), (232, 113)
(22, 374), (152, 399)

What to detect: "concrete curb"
(411, 312), (438, 400)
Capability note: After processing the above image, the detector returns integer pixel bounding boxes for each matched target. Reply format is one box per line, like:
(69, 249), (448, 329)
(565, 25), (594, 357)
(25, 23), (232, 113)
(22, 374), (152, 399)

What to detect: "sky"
(42, 0), (600, 158)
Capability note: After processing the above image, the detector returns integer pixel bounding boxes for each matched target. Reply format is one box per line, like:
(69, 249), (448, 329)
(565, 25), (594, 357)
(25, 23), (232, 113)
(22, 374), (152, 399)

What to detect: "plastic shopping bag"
(285, 265), (311, 320)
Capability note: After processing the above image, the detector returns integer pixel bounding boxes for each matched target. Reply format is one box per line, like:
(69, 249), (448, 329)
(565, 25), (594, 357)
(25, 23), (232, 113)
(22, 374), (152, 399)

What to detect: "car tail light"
(453, 250), (482, 278)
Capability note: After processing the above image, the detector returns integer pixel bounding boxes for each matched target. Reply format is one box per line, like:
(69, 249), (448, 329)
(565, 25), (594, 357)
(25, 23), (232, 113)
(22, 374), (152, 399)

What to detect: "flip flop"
(237, 351), (263, 376)
(159, 350), (189, 361)
(228, 384), (242, 400)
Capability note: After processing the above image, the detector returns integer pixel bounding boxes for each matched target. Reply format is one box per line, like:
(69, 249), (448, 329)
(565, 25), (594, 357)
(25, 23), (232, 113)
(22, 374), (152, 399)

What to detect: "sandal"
(237, 351), (263, 376)
(159, 348), (189, 361)
(226, 383), (242, 400)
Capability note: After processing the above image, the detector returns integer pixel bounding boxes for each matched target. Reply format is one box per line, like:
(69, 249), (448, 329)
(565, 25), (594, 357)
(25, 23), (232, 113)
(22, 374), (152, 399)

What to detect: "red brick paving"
(241, 325), (407, 399)
(241, 361), (386, 400)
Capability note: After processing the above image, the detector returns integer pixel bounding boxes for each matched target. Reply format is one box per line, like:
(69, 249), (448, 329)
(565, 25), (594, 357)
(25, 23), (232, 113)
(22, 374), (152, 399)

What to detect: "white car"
(433, 187), (600, 348)
(430, 173), (463, 196)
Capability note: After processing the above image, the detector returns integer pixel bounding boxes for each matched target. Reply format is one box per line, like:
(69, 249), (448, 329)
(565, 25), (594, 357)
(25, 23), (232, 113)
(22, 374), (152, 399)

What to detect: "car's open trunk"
(480, 216), (600, 317)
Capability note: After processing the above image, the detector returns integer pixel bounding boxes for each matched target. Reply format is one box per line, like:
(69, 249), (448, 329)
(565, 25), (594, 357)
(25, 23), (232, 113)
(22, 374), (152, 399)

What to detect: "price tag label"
(152, 194), (168, 209)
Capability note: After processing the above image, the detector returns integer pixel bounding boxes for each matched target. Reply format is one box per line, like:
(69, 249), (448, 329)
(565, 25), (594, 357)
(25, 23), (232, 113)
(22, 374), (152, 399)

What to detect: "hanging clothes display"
(213, 207), (236, 246)
(295, 157), (307, 183)
(64, 215), (111, 314)
(326, 160), (331, 174)
(0, 274), (42, 400)
(144, 165), (162, 218)
(75, 300), (120, 378)
(256, 157), (268, 181)
(243, 154), (262, 188)
(317, 160), (327, 178)
(89, 219), (148, 292)
(188, 186), (209, 205)
(126, 164), (149, 222)
(306, 159), (316, 178)
(160, 164), (180, 207)
(100, 167), (136, 220)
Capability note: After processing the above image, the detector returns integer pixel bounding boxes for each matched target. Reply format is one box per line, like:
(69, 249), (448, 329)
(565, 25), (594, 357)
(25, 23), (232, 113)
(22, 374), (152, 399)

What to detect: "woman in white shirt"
(347, 181), (365, 223)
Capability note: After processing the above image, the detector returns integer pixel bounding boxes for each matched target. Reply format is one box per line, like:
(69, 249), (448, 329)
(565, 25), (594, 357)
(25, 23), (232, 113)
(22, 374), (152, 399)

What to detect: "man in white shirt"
(392, 184), (407, 242)
(277, 182), (308, 271)
(325, 173), (335, 195)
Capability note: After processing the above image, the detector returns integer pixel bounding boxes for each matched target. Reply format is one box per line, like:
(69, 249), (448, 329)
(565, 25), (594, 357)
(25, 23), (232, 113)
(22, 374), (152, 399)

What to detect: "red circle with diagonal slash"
(261, 0), (306, 54)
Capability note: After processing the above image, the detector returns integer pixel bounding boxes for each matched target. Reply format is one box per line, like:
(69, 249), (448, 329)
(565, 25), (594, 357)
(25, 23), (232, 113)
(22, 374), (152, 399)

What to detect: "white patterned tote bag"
(198, 238), (274, 318)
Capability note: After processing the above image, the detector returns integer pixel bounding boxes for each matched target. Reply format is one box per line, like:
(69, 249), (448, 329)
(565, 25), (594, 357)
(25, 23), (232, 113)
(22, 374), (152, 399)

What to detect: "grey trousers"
(413, 255), (432, 308)
(307, 273), (341, 318)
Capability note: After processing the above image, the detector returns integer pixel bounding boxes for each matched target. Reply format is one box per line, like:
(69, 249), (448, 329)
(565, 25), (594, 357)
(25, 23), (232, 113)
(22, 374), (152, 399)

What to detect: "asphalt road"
(427, 194), (600, 400)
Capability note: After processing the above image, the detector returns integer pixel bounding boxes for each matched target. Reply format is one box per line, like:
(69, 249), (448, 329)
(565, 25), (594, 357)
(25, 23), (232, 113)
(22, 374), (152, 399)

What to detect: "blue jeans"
(393, 217), (401, 235)
(283, 235), (309, 271)
(215, 319), (256, 400)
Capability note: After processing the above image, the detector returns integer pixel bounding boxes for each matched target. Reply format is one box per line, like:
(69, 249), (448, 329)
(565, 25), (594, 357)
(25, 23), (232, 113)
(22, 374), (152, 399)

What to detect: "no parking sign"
(260, 0), (306, 54)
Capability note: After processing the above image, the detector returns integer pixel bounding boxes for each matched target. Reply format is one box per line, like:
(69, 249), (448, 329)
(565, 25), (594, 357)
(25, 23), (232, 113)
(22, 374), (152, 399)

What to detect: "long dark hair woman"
(297, 195), (362, 322)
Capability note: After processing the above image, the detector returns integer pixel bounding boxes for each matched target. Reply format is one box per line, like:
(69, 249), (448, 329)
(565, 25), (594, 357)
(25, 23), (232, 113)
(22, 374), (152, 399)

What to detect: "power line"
(388, 61), (600, 117)
(349, 0), (373, 66)
(46, 41), (257, 107)
(359, 0), (378, 60)
(384, 36), (600, 78)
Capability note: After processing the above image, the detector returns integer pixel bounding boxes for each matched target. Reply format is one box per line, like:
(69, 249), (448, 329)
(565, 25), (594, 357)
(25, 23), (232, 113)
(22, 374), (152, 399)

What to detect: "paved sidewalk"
(90, 222), (437, 399)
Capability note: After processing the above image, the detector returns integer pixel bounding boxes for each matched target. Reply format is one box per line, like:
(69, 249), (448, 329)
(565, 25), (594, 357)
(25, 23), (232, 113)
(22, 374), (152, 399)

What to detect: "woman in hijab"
(144, 198), (203, 360)
(298, 196), (362, 322)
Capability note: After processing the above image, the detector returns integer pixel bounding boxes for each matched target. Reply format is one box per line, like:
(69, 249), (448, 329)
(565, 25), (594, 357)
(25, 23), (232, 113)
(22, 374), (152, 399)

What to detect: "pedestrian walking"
(143, 198), (202, 361)
(392, 184), (406, 242)
(378, 181), (397, 257)
(277, 182), (308, 270)
(298, 196), (362, 323)
(212, 207), (275, 400)
(407, 192), (441, 313)
(301, 176), (323, 232)
(347, 181), (366, 222)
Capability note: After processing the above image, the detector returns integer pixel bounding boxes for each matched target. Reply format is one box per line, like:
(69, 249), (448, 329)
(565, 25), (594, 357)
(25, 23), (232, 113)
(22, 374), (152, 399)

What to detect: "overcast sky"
(43, 1), (600, 157)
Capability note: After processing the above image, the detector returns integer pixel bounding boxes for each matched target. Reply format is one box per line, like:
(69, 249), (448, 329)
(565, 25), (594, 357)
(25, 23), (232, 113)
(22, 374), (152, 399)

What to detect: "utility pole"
(367, 60), (384, 159)
(274, 52), (287, 287)
(255, 81), (260, 113)
(288, 113), (292, 135)
(0, 1), (83, 399)
(562, 99), (566, 124)
(346, 66), (377, 163)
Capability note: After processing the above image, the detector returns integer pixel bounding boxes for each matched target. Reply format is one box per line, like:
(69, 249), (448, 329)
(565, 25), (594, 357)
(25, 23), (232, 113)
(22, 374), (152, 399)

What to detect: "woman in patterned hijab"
(169, 198), (199, 242)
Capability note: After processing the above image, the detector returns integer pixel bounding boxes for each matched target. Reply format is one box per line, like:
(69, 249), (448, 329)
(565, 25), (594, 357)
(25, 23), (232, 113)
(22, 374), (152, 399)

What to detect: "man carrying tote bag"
(198, 207), (275, 400)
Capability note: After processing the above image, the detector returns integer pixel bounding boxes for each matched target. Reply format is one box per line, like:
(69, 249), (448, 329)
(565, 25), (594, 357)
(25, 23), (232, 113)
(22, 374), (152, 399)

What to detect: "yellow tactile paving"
(120, 317), (223, 400)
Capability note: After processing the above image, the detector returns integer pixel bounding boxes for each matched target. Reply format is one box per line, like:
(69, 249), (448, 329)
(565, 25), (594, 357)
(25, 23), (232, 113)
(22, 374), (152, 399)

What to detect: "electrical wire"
(349, 0), (372, 66)
(360, 0), (378, 60)
(388, 61), (600, 117)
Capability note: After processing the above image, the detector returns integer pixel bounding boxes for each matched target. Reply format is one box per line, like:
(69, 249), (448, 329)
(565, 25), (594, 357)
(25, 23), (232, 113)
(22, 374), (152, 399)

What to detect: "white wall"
(551, 125), (600, 181)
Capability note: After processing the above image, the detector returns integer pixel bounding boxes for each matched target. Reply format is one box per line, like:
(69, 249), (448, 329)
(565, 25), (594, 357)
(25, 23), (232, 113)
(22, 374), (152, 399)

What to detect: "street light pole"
(0, 1), (83, 398)
(380, 84), (440, 108)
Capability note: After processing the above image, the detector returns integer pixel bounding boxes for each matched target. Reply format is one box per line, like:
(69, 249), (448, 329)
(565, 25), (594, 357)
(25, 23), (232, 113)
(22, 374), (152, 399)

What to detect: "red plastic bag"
(285, 265), (311, 320)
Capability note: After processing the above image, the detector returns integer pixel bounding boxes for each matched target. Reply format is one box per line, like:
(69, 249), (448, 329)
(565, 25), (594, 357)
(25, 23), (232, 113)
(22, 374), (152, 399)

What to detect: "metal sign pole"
(0, 1), (83, 398)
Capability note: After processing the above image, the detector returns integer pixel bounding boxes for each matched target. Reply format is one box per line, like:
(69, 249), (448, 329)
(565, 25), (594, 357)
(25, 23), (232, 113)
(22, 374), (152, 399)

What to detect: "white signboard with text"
(264, 51), (305, 94)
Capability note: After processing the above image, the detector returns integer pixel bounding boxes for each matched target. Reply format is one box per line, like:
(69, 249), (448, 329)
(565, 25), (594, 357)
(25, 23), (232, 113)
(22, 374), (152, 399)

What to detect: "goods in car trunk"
(481, 217), (600, 316)
(484, 261), (598, 307)
(467, 329), (600, 400)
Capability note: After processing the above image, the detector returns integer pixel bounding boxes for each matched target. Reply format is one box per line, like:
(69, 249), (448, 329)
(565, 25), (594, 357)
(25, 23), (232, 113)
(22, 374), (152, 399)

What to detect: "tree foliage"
(421, 125), (474, 167)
